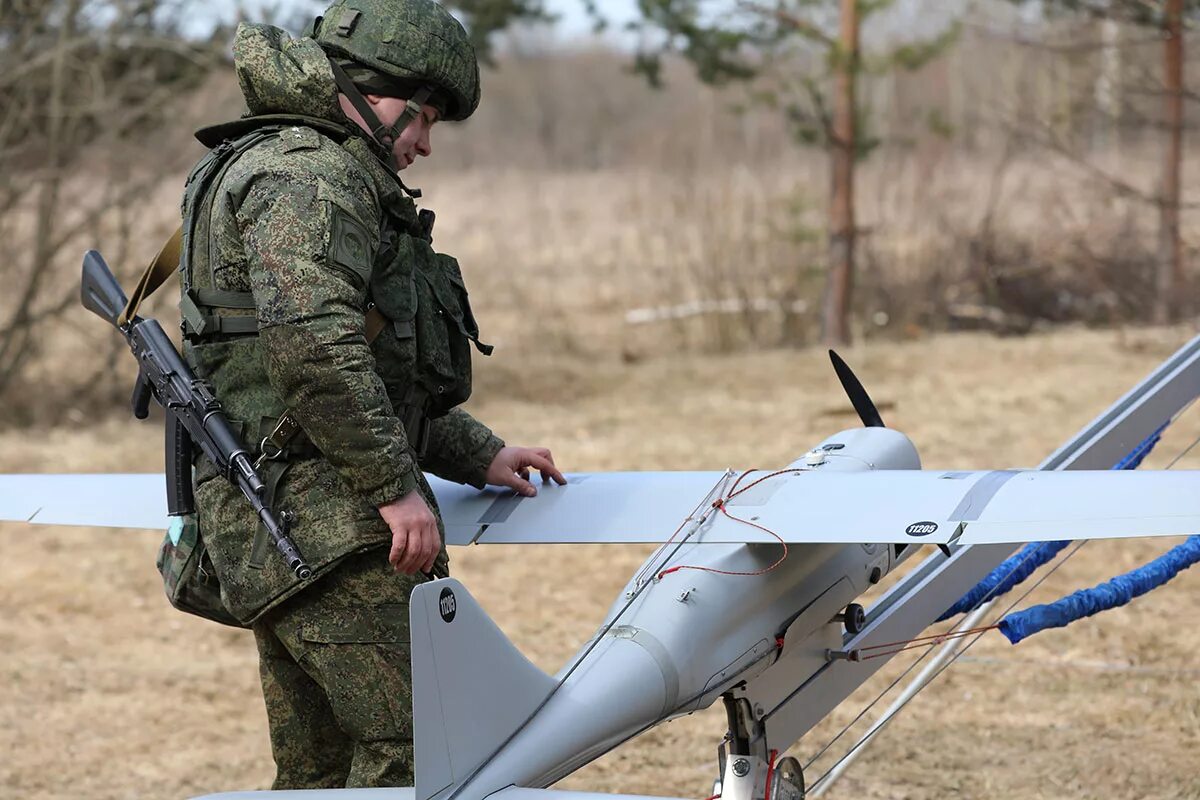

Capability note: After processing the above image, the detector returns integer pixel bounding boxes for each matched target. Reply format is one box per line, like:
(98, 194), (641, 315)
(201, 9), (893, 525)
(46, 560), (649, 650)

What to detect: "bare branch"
(737, 0), (835, 47)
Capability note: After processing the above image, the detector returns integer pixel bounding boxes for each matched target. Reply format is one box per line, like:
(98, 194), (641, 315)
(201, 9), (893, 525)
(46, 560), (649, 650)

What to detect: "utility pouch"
(410, 244), (491, 412)
(156, 513), (247, 629)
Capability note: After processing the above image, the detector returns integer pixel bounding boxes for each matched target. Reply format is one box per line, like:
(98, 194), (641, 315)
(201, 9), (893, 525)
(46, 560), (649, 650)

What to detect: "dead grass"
(3, 327), (1200, 799)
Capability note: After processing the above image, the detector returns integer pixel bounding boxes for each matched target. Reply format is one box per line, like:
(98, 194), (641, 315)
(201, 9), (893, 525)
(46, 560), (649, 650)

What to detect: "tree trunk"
(822, 0), (858, 346)
(1156, 0), (1184, 324)
(1094, 17), (1121, 159)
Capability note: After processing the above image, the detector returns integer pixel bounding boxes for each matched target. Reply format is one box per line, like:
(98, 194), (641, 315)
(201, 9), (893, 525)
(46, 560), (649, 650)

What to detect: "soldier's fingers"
(389, 531), (409, 572)
(518, 467), (531, 481)
(400, 525), (426, 574)
(420, 523), (438, 573)
(525, 453), (567, 486)
(412, 524), (434, 575)
(422, 531), (439, 574)
(501, 471), (537, 497)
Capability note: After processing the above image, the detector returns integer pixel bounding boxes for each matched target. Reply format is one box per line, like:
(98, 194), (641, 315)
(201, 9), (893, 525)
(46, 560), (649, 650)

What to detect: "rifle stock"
(80, 250), (127, 328)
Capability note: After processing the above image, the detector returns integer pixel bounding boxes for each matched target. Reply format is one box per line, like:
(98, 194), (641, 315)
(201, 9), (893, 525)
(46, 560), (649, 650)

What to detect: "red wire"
(658, 469), (804, 581)
(857, 625), (1000, 661)
(858, 624), (1000, 652)
(634, 471), (736, 588)
(763, 749), (779, 800)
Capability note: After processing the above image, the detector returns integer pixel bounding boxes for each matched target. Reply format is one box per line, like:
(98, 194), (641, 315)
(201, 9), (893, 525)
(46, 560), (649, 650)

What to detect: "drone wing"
(3, 469), (1197, 547)
(437, 469), (1200, 546)
(0, 472), (730, 537)
(0, 473), (169, 530)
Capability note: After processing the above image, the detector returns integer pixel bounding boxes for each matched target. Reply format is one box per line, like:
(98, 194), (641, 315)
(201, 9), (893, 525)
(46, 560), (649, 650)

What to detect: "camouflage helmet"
(313, 0), (480, 121)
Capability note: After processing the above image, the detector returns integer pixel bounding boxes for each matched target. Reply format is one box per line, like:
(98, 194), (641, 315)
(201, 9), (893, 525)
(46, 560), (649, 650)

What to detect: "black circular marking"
(439, 587), (457, 623)
(732, 758), (751, 778)
(905, 521), (939, 537)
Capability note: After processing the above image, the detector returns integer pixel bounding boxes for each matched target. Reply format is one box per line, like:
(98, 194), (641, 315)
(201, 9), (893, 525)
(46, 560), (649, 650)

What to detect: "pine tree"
(625, 1), (957, 345)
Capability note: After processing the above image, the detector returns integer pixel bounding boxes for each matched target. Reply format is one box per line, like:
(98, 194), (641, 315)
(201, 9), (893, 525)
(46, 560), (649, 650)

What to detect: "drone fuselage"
(443, 428), (922, 799)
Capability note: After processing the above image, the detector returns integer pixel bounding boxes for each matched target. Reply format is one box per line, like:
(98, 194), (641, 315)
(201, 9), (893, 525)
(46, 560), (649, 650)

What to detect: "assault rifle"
(81, 250), (312, 580)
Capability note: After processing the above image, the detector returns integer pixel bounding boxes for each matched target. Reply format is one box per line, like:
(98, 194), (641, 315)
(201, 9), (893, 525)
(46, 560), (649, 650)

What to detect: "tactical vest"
(179, 113), (491, 462)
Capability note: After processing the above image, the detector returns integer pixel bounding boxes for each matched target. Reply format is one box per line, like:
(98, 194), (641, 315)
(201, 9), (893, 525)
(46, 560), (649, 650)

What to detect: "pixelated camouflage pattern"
(234, 26), (342, 119)
(254, 548), (420, 788)
(155, 512), (244, 627)
(313, 0), (481, 121)
(182, 23), (502, 625)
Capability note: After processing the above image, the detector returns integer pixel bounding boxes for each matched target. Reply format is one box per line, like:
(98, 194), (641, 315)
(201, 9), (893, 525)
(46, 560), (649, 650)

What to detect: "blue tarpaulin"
(938, 423), (1168, 622)
(999, 535), (1200, 643)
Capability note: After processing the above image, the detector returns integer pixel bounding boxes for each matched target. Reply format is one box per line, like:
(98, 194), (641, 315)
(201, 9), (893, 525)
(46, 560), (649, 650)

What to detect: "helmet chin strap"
(328, 58), (432, 198)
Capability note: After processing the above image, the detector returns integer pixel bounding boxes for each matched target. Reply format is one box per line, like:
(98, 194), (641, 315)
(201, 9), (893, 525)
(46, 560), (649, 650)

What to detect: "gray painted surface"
(410, 579), (557, 800)
(407, 429), (927, 800)
(193, 788), (690, 800)
(6, 466), (1199, 547)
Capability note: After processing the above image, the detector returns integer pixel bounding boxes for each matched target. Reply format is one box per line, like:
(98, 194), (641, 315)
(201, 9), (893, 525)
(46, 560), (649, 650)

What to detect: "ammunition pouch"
(156, 513), (247, 628)
(392, 387), (433, 459)
(370, 230), (491, 422)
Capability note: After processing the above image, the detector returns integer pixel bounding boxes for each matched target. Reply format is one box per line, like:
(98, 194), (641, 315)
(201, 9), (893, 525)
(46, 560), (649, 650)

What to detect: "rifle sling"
(118, 226), (182, 327)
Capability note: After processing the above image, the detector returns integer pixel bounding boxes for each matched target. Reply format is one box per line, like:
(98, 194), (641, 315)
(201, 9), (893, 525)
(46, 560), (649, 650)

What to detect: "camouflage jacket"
(181, 24), (504, 623)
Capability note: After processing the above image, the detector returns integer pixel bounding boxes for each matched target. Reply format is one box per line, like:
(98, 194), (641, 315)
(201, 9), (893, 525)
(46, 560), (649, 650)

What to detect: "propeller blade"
(829, 350), (886, 428)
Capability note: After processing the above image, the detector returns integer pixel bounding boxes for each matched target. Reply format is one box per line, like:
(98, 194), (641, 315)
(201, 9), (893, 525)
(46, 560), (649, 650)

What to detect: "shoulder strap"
(194, 113), (354, 149)
(112, 127), (279, 338)
(118, 225), (182, 326)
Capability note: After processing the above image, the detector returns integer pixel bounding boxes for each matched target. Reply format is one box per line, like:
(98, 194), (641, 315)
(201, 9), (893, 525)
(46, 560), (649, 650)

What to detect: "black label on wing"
(905, 521), (939, 537)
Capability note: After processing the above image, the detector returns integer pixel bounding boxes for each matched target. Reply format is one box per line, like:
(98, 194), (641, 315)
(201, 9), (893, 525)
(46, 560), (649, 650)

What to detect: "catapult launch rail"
(750, 333), (1200, 751)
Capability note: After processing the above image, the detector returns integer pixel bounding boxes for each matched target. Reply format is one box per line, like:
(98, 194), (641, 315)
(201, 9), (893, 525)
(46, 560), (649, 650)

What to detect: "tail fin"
(411, 578), (556, 800)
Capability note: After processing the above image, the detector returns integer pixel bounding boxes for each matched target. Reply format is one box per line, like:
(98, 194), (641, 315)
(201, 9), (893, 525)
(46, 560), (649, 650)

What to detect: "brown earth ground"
(3, 327), (1200, 800)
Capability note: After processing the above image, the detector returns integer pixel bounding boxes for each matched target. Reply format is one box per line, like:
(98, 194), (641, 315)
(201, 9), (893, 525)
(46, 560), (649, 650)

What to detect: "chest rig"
(179, 114), (353, 339)
(367, 196), (493, 452)
(179, 113), (492, 461)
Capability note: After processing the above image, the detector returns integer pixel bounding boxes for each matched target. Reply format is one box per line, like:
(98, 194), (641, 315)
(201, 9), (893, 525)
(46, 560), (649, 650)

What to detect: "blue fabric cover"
(999, 535), (1200, 643)
(938, 423), (1168, 621)
(936, 541), (1071, 622)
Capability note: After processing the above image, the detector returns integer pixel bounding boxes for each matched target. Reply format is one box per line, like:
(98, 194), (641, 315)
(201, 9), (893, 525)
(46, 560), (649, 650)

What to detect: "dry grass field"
(4, 327), (1200, 800)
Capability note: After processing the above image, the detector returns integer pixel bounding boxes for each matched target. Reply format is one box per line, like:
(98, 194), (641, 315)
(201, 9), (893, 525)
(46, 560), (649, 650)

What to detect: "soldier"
(176, 0), (565, 789)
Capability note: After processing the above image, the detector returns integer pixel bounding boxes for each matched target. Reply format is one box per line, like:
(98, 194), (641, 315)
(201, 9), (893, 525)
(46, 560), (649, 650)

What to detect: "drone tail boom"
(411, 578), (557, 800)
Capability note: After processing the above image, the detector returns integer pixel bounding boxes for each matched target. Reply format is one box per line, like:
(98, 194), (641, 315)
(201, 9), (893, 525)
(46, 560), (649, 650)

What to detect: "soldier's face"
(372, 95), (439, 171)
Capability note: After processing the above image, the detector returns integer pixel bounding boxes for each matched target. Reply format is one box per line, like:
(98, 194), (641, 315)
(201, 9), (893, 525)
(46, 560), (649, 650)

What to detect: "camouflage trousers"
(252, 546), (427, 789)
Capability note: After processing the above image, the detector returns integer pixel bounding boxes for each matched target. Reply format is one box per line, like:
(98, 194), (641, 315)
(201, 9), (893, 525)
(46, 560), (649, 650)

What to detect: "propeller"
(829, 350), (886, 428)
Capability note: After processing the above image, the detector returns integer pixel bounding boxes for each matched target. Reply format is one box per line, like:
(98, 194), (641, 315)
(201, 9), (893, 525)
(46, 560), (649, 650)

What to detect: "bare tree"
(825, 0), (858, 345)
(1009, 0), (1200, 322)
(1159, 0), (1185, 321)
(0, 0), (222, 422)
(614, 0), (957, 346)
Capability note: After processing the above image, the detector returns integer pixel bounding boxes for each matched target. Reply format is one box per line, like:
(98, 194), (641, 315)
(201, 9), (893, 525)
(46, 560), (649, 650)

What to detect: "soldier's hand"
(378, 490), (440, 575)
(485, 446), (567, 497)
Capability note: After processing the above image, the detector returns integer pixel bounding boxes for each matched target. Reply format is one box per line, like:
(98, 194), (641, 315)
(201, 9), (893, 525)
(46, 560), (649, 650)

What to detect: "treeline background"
(2, 0), (1199, 425)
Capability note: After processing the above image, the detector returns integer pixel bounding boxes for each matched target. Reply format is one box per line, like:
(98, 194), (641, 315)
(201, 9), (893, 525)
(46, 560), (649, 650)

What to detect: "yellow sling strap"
(118, 226), (183, 327)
